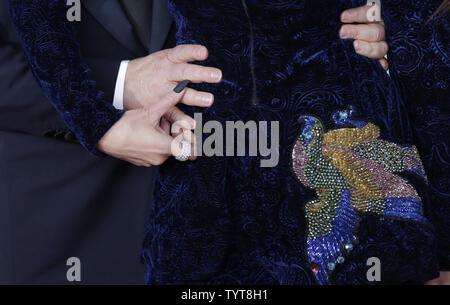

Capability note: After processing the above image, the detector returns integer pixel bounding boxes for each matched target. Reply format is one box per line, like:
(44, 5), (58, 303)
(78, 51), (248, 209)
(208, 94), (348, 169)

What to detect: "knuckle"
(182, 89), (193, 101)
(167, 64), (177, 79)
(193, 66), (204, 79)
(173, 45), (184, 53)
(153, 61), (164, 74)
(352, 27), (359, 38)
(167, 47), (179, 62)
(374, 28), (381, 42)
(167, 108), (177, 121)
(167, 48), (174, 59)
(374, 24), (384, 41)
(379, 24), (386, 37)
(179, 65), (188, 79)
(157, 49), (168, 60)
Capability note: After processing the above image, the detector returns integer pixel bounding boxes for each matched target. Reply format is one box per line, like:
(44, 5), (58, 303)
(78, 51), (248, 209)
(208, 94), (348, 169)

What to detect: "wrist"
(123, 58), (145, 111)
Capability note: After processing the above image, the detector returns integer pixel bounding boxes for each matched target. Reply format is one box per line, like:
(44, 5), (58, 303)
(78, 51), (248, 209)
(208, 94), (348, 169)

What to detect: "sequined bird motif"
(291, 106), (429, 285)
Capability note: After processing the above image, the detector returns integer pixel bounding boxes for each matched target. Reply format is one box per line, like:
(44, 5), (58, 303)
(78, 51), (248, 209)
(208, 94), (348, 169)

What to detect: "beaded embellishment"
(291, 106), (429, 285)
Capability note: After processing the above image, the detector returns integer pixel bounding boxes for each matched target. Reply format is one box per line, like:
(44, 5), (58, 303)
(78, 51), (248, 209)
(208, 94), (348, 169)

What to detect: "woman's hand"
(426, 272), (450, 285)
(340, 3), (389, 70)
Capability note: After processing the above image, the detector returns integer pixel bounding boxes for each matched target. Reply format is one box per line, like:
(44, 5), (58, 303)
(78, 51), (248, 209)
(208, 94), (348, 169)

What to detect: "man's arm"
(0, 40), (69, 135)
(8, 0), (123, 154)
(0, 0), (68, 136)
(9, 0), (222, 165)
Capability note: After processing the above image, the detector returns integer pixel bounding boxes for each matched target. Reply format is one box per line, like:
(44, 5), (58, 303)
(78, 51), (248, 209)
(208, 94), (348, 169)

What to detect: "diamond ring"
(175, 140), (191, 162)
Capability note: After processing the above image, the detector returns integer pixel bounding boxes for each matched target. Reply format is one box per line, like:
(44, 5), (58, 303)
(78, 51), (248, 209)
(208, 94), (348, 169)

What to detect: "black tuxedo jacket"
(0, 0), (174, 136)
(0, 0), (175, 284)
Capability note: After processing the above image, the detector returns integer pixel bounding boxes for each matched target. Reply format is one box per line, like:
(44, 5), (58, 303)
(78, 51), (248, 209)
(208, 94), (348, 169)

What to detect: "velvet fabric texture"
(382, 1), (450, 270)
(8, 0), (124, 154)
(142, 0), (447, 285)
(7, 0), (448, 284)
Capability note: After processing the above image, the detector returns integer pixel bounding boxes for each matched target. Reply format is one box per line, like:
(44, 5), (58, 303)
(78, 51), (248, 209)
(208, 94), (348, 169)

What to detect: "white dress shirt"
(113, 60), (130, 110)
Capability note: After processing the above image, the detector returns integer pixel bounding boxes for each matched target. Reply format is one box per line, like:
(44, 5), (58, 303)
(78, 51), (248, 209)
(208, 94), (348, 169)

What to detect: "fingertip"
(341, 10), (350, 22)
(201, 93), (214, 107)
(339, 25), (352, 39)
(211, 69), (223, 83)
(198, 45), (209, 60)
(379, 58), (389, 71)
(354, 40), (362, 53)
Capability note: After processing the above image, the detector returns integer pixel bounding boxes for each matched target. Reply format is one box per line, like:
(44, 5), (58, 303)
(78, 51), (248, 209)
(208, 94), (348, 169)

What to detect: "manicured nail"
(341, 11), (350, 22)
(340, 27), (351, 38)
(198, 47), (208, 58)
(211, 70), (222, 82)
(202, 94), (213, 106)
(174, 80), (190, 93)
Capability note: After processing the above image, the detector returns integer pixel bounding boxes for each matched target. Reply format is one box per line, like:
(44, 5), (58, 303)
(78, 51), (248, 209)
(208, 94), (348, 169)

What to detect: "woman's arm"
(8, 0), (124, 154)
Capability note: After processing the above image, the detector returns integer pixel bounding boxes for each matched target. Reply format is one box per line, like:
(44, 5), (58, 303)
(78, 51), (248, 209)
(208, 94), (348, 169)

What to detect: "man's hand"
(98, 44), (220, 166)
(97, 90), (196, 167)
(124, 44), (222, 110)
(340, 3), (389, 70)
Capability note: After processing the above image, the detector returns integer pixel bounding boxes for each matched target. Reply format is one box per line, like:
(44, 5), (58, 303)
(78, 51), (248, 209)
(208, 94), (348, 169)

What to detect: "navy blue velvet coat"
(382, 1), (450, 271)
(142, 0), (448, 285)
(8, 0), (449, 284)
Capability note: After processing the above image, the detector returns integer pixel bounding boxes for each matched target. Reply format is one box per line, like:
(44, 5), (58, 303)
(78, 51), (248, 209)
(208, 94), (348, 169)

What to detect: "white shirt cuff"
(113, 60), (130, 110)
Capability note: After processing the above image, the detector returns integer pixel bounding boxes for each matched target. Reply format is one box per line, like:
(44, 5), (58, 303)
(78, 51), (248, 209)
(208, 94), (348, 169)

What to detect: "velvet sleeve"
(382, 2), (450, 270)
(8, 0), (124, 155)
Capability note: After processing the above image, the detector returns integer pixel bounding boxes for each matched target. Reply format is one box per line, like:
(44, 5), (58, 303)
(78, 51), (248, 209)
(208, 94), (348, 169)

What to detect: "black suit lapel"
(149, 0), (173, 53)
(120, 0), (153, 52)
(83, 0), (172, 55)
(83, 0), (144, 56)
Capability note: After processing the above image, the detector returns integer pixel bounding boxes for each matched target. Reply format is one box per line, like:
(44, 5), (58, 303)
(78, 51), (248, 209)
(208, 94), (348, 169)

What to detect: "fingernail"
(198, 47), (208, 58)
(202, 94), (213, 106)
(341, 11), (350, 22)
(211, 70), (222, 82)
(173, 80), (190, 93)
(340, 27), (351, 38)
